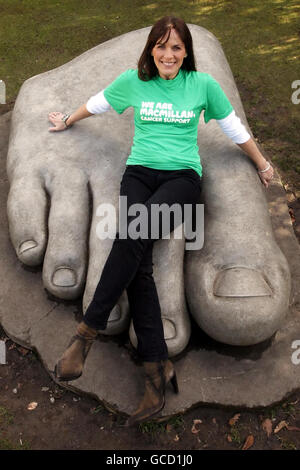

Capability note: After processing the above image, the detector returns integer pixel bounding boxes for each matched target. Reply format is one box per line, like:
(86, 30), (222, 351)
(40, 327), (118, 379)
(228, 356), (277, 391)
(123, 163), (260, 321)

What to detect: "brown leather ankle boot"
(54, 321), (98, 381)
(125, 359), (179, 427)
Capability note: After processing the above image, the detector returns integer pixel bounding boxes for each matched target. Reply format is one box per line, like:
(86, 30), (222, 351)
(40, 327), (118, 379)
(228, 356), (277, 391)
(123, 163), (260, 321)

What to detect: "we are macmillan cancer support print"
(140, 100), (196, 123)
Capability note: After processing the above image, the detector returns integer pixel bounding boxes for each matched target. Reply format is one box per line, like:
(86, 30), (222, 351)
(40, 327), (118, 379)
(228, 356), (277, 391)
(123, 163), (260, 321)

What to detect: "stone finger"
(42, 168), (89, 300)
(7, 173), (48, 266)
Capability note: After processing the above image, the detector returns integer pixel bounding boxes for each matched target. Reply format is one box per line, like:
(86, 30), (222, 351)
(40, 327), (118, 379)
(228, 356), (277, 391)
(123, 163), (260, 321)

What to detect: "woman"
(49, 16), (273, 426)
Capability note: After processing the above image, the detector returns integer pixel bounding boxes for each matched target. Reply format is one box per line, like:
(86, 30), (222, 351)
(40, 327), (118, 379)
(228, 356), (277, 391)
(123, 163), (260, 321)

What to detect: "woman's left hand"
(258, 163), (274, 188)
(48, 111), (69, 132)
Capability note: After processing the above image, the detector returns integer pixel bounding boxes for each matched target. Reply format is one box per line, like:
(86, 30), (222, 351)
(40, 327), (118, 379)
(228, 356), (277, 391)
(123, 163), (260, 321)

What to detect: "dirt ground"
(1, 322), (300, 452)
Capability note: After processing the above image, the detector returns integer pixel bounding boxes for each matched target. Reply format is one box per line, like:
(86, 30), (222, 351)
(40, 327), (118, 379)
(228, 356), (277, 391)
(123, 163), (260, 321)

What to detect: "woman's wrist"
(61, 105), (92, 129)
(65, 116), (72, 127)
(258, 162), (271, 173)
(61, 114), (72, 128)
(256, 158), (269, 172)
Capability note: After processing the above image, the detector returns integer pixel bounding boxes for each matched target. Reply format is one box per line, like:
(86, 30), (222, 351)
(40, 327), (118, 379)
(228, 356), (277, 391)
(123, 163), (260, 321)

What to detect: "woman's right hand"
(48, 112), (69, 132)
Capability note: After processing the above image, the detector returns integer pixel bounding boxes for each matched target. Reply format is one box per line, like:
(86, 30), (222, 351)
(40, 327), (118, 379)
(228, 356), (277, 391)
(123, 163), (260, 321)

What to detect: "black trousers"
(84, 165), (202, 361)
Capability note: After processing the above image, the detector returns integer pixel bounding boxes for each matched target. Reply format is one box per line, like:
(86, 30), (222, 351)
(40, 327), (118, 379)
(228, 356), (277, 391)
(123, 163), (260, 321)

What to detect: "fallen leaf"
(229, 413), (241, 426)
(286, 426), (300, 432)
(274, 420), (288, 433)
(27, 401), (38, 410)
(227, 434), (232, 442)
(191, 419), (202, 434)
(242, 434), (254, 450)
(262, 418), (273, 437)
(212, 418), (217, 424)
(174, 434), (180, 442)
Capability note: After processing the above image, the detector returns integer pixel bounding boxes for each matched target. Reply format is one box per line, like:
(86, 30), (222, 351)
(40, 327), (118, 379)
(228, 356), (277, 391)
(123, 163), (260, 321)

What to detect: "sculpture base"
(1, 112), (300, 418)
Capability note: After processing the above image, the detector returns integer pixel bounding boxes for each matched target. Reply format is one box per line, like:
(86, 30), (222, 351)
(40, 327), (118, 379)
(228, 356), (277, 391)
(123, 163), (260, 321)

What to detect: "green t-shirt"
(104, 69), (233, 177)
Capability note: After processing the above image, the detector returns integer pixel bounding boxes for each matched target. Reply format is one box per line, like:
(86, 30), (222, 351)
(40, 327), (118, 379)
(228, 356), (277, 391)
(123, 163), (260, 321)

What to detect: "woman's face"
(151, 28), (186, 80)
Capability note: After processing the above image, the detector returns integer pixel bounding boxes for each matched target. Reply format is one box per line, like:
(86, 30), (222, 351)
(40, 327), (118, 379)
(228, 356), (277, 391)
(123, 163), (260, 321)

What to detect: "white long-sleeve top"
(86, 90), (250, 144)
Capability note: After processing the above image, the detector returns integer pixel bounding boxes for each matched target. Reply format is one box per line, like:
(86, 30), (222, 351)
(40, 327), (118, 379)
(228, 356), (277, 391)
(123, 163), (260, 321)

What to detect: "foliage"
(0, 0), (299, 186)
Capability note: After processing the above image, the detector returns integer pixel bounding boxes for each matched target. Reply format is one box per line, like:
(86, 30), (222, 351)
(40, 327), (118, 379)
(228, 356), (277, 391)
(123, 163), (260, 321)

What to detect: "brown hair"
(138, 16), (196, 81)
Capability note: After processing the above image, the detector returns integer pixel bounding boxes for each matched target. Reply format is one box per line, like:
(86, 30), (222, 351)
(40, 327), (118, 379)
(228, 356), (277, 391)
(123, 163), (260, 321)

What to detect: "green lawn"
(0, 0), (299, 187)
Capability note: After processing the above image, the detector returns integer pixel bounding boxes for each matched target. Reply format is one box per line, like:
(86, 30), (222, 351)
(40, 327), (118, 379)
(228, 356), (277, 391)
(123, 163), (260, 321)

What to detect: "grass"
(167, 414), (185, 429)
(0, 405), (31, 450)
(277, 436), (297, 450)
(0, 0), (299, 188)
(0, 437), (31, 450)
(229, 425), (243, 446)
(281, 401), (297, 418)
(139, 414), (185, 435)
(0, 405), (14, 426)
(91, 404), (105, 414)
(139, 419), (167, 435)
(265, 398), (298, 421)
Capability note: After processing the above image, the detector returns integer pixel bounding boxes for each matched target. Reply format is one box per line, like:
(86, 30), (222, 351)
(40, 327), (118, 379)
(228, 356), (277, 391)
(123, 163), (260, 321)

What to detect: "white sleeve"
(86, 89), (112, 114)
(216, 110), (251, 144)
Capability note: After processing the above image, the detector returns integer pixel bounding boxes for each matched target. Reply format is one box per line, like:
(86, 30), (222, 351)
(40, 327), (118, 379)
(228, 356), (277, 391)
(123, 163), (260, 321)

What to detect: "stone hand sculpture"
(7, 25), (291, 357)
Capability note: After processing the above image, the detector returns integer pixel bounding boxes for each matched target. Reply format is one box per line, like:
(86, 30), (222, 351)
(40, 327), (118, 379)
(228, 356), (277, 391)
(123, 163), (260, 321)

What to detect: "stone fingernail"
(52, 267), (76, 287)
(214, 266), (272, 297)
(162, 319), (176, 340)
(19, 240), (38, 254)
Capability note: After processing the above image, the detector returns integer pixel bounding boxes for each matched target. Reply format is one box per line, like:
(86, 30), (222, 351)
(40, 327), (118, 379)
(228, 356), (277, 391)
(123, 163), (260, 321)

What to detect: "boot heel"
(170, 372), (179, 394)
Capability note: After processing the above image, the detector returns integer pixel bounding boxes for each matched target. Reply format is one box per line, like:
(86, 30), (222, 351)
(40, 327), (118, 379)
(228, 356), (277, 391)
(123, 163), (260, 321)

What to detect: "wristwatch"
(61, 114), (72, 128)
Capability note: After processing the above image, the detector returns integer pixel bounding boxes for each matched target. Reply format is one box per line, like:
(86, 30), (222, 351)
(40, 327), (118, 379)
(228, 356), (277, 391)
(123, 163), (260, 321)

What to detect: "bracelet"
(258, 162), (271, 173)
(61, 113), (72, 128)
